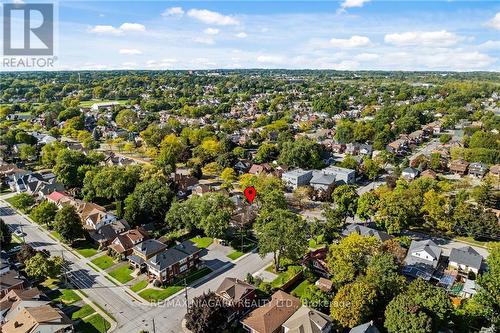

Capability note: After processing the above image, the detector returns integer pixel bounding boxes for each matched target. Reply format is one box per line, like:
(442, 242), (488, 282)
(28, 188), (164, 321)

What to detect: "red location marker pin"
(244, 186), (256, 204)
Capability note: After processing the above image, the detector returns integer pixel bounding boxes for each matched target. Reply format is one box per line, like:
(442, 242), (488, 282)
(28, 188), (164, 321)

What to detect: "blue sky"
(11, 1), (500, 71)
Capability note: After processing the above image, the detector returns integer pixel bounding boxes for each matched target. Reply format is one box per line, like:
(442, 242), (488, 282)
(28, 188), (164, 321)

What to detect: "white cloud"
(119, 48), (142, 55)
(88, 25), (123, 35)
(88, 23), (146, 36)
(355, 53), (379, 61)
(193, 36), (215, 45)
(256, 55), (285, 64)
(384, 30), (460, 47)
(487, 12), (500, 30)
(162, 7), (184, 17)
(119, 23), (146, 32)
(478, 40), (500, 50)
(13, 0), (25, 4)
(235, 32), (248, 38)
(187, 9), (239, 26)
(340, 0), (370, 9)
(204, 28), (220, 35)
(329, 35), (371, 48)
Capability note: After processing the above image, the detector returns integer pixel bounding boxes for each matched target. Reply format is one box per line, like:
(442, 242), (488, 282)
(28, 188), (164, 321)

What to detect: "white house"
(84, 209), (117, 230)
(322, 166), (356, 184)
(282, 169), (313, 189)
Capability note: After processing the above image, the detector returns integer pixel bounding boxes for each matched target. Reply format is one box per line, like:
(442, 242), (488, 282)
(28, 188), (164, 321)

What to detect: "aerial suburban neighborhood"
(1, 1), (499, 333)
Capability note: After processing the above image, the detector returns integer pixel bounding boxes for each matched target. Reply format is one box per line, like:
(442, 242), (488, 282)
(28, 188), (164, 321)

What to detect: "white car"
(13, 229), (26, 237)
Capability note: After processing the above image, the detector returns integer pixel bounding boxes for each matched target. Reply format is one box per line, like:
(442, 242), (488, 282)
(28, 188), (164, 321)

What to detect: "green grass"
(291, 280), (312, 298)
(70, 304), (96, 320)
(40, 277), (60, 290)
(78, 99), (129, 107)
(182, 267), (212, 285)
(74, 240), (99, 258)
(270, 265), (303, 289)
(139, 286), (183, 302)
(454, 237), (498, 249)
(130, 280), (148, 292)
(308, 235), (327, 249)
(75, 313), (111, 333)
(49, 289), (81, 305)
(190, 236), (213, 248)
(108, 265), (134, 284)
(104, 276), (118, 286)
(227, 250), (245, 260)
(91, 255), (115, 270)
(50, 231), (63, 241)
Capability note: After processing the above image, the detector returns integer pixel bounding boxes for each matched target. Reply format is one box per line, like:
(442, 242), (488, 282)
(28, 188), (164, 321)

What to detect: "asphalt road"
(0, 201), (273, 332)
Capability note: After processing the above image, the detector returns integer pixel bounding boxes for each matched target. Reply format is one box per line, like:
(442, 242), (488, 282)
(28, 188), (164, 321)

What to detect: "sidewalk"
(73, 290), (117, 332)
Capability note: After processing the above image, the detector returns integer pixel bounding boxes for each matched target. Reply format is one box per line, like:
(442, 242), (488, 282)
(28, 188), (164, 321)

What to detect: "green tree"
(53, 149), (92, 188)
(30, 201), (58, 226)
(362, 158), (381, 180)
(255, 142), (278, 163)
(24, 253), (63, 280)
(338, 155), (358, 170)
(10, 193), (35, 212)
(384, 279), (453, 333)
(124, 177), (174, 226)
(0, 218), (12, 247)
(331, 280), (376, 328)
(357, 191), (379, 222)
(185, 292), (229, 333)
(255, 209), (307, 271)
(301, 284), (331, 311)
(220, 167), (237, 188)
(82, 165), (141, 202)
(53, 205), (83, 244)
(278, 137), (323, 169)
(41, 141), (66, 167)
(156, 134), (186, 173)
(326, 233), (380, 286)
(19, 144), (37, 161)
(332, 185), (359, 221)
(115, 109), (138, 131)
(474, 244), (500, 327)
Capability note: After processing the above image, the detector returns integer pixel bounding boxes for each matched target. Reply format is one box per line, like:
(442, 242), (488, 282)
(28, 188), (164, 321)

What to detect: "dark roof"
(449, 246), (483, 270)
(133, 239), (167, 257)
(342, 224), (392, 242)
(216, 277), (256, 303)
(146, 240), (200, 271)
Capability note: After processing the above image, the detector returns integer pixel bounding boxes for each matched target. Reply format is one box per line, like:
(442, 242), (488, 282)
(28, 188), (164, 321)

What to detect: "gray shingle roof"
(449, 246), (483, 270)
(349, 321), (380, 333)
(342, 224), (391, 242)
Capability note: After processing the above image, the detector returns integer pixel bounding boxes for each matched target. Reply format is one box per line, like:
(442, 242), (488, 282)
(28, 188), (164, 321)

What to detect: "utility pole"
(152, 318), (156, 333)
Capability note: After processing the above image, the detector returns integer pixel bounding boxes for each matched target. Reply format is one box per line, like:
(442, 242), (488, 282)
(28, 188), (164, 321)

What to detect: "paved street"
(0, 200), (273, 332)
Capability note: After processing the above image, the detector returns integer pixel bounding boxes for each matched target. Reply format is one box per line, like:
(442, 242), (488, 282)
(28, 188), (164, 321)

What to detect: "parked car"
(13, 229), (26, 237)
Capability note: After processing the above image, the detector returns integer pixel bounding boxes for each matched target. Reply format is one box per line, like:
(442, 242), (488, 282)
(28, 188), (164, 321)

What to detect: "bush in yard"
(0, 218), (11, 247)
(25, 253), (63, 280)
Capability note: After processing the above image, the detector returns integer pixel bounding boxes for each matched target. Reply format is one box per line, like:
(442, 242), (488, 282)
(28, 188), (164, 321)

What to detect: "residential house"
(420, 169), (437, 179)
(402, 167), (419, 181)
(241, 291), (301, 333)
(423, 121), (442, 135)
(359, 144), (373, 157)
(302, 248), (329, 278)
(1, 305), (73, 333)
(0, 288), (46, 323)
(88, 219), (130, 248)
(46, 191), (75, 209)
(330, 144), (345, 154)
(282, 169), (313, 190)
(0, 265), (25, 298)
(449, 159), (469, 176)
(282, 306), (333, 333)
(403, 240), (442, 280)
(234, 160), (252, 174)
(349, 321), (380, 333)
(128, 239), (168, 269)
(9, 172), (63, 196)
(322, 166), (356, 185)
(145, 240), (202, 284)
(345, 143), (359, 156)
(342, 225), (392, 242)
(489, 164), (500, 179)
(448, 246), (483, 276)
(386, 138), (408, 155)
(108, 228), (149, 257)
(309, 172), (336, 194)
(90, 102), (120, 112)
(215, 277), (257, 320)
(249, 164), (273, 175)
(83, 208), (117, 231)
(468, 162), (488, 178)
(408, 130), (424, 144)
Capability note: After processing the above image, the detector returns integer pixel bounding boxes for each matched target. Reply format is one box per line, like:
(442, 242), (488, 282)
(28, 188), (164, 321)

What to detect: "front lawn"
(75, 313), (111, 333)
(183, 267), (212, 285)
(108, 265), (134, 284)
(91, 255), (115, 270)
(190, 236), (213, 248)
(49, 289), (81, 305)
(70, 304), (96, 320)
(227, 250), (244, 260)
(130, 280), (148, 292)
(291, 280), (312, 298)
(139, 286), (183, 302)
(74, 240), (99, 258)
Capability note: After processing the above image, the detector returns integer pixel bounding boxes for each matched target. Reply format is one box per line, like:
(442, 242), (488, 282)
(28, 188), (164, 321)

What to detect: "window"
(179, 264), (187, 273)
